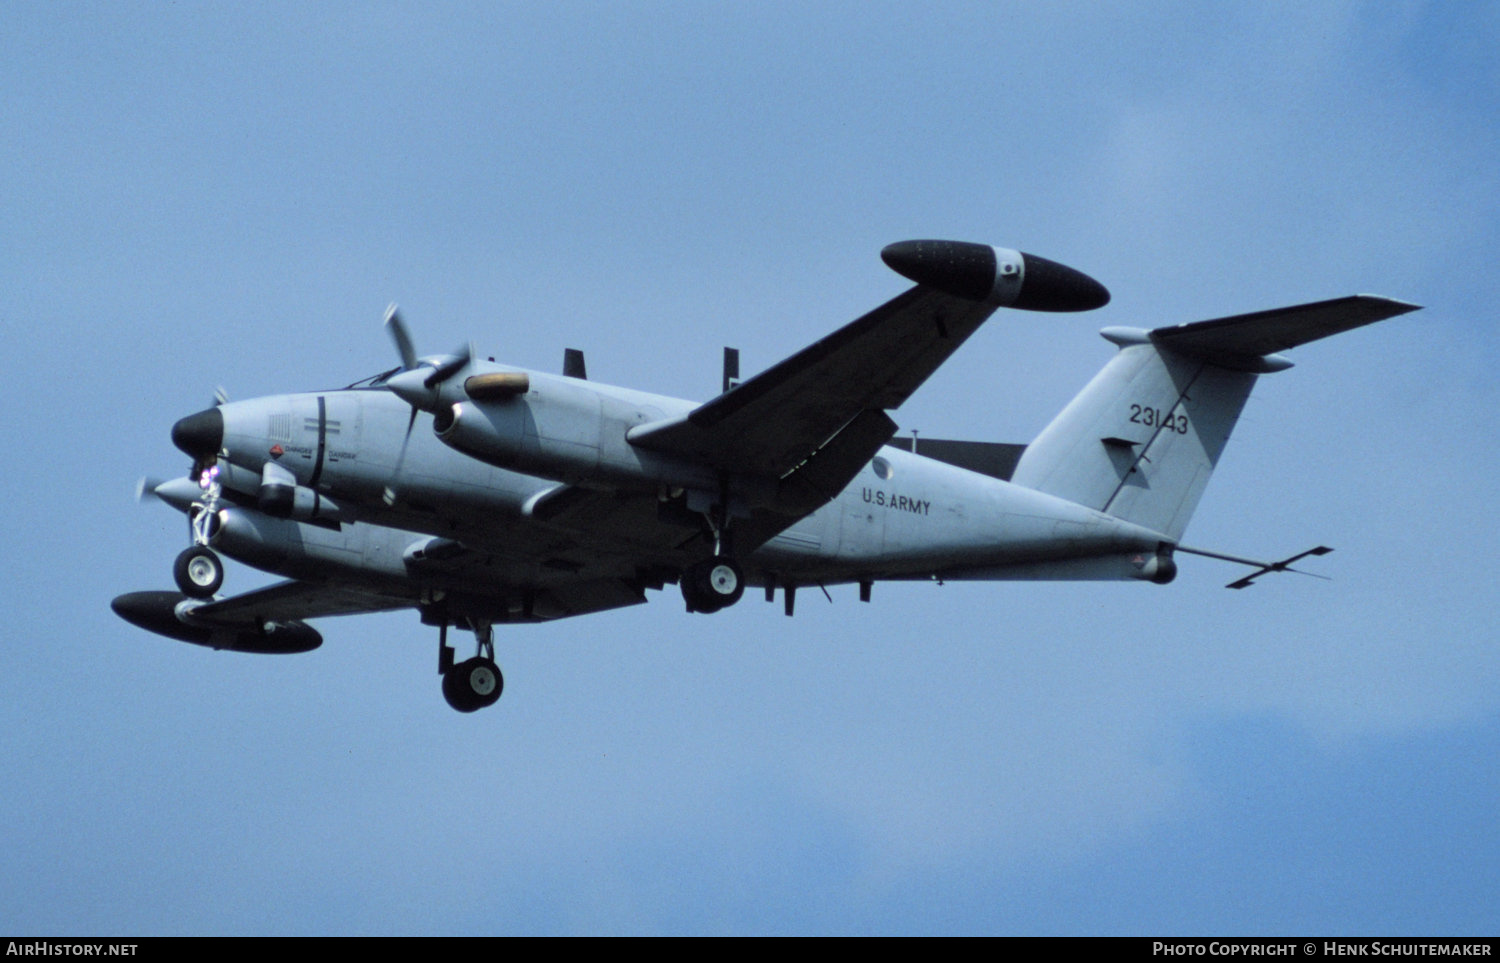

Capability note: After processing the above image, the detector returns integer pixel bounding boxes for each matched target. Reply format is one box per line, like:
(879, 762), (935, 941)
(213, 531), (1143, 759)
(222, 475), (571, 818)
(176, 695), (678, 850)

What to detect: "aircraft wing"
(626, 285), (1002, 479)
(196, 569), (650, 626)
(526, 479), (810, 559)
(190, 580), (415, 624)
(113, 582), (407, 655)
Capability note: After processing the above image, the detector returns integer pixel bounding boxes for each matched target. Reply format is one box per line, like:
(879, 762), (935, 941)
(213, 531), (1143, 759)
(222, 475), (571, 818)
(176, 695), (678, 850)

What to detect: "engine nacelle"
(433, 381), (721, 493)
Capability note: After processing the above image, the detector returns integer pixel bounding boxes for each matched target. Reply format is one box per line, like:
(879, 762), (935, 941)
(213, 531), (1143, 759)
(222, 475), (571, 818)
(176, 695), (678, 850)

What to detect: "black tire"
(681, 556), (744, 613)
(173, 546), (223, 599)
(442, 657), (504, 712)
(681, 585), (723, 615)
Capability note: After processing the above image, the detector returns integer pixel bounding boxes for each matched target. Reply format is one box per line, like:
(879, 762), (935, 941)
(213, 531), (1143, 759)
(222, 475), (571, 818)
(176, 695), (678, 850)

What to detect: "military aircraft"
(112, 239), (1419, 712)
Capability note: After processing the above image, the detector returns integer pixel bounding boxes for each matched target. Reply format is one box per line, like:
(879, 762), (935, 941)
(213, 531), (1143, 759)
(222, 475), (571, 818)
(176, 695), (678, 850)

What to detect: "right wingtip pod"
(1014, 251), (1111, 312)
(881, 239), (1109, 311)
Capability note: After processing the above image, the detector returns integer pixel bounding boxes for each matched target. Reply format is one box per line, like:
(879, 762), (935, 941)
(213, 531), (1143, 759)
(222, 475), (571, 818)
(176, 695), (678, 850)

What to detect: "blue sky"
(2, 1), (1497, 935)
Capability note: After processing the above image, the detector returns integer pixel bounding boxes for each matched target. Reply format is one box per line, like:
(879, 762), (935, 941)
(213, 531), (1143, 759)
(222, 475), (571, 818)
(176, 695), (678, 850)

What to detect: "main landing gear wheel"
(173, 546), (223, 599)
(442, 657), (504, 713)
(681, 556), (745, 614)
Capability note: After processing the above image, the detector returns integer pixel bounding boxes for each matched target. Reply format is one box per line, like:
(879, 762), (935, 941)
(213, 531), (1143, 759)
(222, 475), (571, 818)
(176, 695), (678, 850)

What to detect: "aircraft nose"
(171, 407), (224, 459)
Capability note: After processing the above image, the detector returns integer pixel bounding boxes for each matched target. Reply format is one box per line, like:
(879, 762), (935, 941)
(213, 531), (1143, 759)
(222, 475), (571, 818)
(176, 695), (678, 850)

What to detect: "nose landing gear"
(174, 463), (226, 599)
(174, 545), (224, 598)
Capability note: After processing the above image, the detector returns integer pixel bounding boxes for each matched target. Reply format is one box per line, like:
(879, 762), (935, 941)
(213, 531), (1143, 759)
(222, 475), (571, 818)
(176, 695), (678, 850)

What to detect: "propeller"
(135, 476), (168, 505)
(136, 476), (217, 518)
(381, 304), (472, 505)
(385, 303), (419, 371)
(383, 304), (471, 411)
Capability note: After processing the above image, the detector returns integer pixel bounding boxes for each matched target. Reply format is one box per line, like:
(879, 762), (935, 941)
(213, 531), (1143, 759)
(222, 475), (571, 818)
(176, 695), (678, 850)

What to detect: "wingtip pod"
(881, 240), (1109, 311)
(1014, 251), (1111, 312)
(111, 591), (322, 653)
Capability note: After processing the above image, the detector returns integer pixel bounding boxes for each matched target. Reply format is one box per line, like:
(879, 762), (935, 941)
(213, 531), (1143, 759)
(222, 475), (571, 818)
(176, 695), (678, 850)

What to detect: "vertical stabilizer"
(1010, 340), (1256, 541)
(1009, 295), (1419, 542)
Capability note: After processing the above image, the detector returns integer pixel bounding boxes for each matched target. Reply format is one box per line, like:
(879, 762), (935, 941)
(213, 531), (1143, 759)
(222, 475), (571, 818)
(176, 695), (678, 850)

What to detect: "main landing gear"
(439, 619), (504, 713)
(680, 555), (745, 613)
(679, 485), (749, 614)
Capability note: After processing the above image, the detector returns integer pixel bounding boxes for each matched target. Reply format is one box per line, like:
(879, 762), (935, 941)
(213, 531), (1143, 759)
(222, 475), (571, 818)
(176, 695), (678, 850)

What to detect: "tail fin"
(1010, 295), (1419, 541)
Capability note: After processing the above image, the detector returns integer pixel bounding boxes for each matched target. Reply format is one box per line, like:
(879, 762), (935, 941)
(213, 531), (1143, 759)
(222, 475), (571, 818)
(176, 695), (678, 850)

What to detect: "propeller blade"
(213, 386), (229, 407)
(135, 476), (168, 504)
(385, 303), (418, 370)
(424, 344), (472, 388)
(382, 406), (421, 506)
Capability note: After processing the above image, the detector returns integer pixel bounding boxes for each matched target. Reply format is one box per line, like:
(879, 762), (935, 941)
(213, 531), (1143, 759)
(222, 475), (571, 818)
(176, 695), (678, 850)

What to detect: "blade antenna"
(1176, 544), (1334, 589)
(722, 347), (740, 394)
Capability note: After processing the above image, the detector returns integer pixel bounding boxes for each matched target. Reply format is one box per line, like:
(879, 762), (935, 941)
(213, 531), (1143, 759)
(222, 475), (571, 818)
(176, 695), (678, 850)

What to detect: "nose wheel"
(173, 463), (227, 599)
(173, 545), (224, 598)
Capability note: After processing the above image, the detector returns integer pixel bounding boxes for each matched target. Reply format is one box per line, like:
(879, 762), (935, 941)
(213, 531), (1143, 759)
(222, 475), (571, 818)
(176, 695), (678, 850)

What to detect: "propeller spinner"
(380, 304), (472, 505)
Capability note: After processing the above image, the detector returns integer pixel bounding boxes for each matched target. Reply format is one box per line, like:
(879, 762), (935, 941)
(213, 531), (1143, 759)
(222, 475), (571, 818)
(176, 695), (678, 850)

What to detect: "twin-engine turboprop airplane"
(112, 240), (1419, 712)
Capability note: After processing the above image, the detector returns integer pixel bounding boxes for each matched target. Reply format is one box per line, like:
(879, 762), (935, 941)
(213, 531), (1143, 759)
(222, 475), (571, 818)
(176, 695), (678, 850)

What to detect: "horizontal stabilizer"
(1150, 295), (1420, 361)
(889, 437), (1027, 482)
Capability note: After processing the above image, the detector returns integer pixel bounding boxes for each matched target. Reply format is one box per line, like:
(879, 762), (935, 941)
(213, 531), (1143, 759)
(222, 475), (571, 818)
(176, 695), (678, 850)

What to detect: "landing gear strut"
(680, 483), (748, 614)
(439, 619), (504, 713)
(175, 463), (225, 599)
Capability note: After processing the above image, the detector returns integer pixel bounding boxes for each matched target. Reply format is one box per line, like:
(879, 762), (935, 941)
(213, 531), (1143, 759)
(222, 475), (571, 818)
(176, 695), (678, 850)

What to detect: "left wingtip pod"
(112, 591), (323, 654)
(881, 239), (1110, 311)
